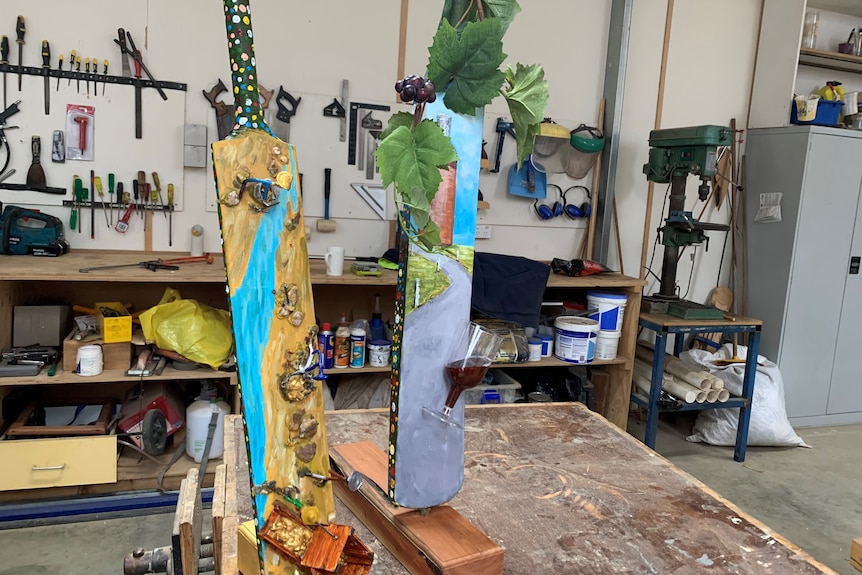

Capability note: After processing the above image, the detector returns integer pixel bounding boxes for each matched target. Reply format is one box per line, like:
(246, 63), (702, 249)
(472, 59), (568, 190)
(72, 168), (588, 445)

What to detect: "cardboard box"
(851, 538), (862, 573)
(95, 302), (132, 343)
(63, 329), (132, 372)
(12, 305), (71, 347)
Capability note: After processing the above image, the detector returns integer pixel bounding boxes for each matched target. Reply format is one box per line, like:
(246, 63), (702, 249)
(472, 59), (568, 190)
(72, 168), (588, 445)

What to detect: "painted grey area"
(745, 126), (862, 423)
(393, 248), (471, 509)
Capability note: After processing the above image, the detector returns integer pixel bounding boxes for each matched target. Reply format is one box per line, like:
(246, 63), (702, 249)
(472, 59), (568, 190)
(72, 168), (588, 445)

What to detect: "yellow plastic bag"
(139, 288), (233, 370)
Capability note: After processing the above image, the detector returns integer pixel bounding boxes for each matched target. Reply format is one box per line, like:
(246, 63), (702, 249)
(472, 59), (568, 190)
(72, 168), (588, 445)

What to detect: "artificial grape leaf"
(439, 0), (520, 35)
(407, 186), (432, 214)
(379, 112), (414, 141)
(482, 0), (521, 34)
(417, 221), (442, 251)
(502, 63), (548, 167)
(376, 120), (458, 203)
(426, 19), (507, 115)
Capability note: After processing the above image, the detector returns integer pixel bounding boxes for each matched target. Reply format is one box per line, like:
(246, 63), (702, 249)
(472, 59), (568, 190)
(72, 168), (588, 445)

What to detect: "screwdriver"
(108, 173), (115, 225)
(167, 183), (174, 246)
(15, 16), (24, 92)
(132, 178), (140, 220)
(152, 172), (167, 218)
(1, 36), (8, 109)
(119, 181), (129, 207)
(91, 56), (97, 95)
(94, 175), (110, 228)
(102, 59), (108, 96)
(74, 55), (81, 93)
(41, 41), (50, 115)
(56, 53), (63, 91)
(67, 50), (76, 87)
(84, 58), (90, 96)
(71, 176), (83, 232)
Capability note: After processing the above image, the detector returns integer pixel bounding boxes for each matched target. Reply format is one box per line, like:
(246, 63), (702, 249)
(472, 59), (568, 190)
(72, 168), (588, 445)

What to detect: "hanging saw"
(267, 86), (300, 143)
(202, 79), (234, 140)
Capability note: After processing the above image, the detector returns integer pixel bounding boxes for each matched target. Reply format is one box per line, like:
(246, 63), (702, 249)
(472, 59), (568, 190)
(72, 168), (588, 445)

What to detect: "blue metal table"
(633, 312), (762, 461)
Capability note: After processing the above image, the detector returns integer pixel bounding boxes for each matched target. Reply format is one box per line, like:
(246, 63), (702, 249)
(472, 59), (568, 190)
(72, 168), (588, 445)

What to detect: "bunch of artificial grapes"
(394, 75), (436, 104)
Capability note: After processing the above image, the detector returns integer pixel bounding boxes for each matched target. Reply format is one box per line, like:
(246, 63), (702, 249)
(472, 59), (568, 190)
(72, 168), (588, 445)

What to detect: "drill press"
(642, 125), (731, 317)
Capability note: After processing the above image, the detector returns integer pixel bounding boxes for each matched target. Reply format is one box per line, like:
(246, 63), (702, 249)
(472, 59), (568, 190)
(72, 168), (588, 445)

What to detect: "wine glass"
(422, 321), (503, 429)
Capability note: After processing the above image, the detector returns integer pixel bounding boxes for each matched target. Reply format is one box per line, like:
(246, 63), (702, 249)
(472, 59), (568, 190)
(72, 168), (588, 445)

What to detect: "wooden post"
(172, 468), (202, 575)
(211, 464), (226, 575)
(640, 0), (674, 280)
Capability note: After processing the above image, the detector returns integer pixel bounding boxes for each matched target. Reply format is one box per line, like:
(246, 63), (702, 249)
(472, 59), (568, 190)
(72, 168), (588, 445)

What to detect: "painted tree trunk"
(388, 97), (484, 508)
(212, 2), (335, 574)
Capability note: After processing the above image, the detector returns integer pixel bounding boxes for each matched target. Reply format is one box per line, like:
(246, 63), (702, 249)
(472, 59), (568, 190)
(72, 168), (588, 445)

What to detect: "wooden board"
(211, 463), (226, 575)
(179, 468), (203, 575)
(211, 3), (335, 574)
(388, 95), (483, 509)
(332, 441), (503, 575)
(640, 312), (763, 329)
(327, 404), (837, 575)
(5, 400), (113, 437)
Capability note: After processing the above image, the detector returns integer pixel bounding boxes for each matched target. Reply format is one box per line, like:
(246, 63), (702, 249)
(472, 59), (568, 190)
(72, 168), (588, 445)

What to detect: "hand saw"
(201, 79), (233, 140)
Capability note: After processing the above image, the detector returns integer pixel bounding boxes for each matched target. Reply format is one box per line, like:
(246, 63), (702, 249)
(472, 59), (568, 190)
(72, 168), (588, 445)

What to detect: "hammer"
(316, 167), (336, 233)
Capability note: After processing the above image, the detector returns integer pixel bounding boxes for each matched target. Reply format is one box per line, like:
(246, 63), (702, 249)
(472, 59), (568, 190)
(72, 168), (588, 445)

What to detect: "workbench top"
(228, 405), (835, 574)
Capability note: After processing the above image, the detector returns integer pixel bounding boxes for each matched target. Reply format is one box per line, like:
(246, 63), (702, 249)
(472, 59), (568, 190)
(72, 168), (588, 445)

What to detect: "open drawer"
(0, 435), (117, 491)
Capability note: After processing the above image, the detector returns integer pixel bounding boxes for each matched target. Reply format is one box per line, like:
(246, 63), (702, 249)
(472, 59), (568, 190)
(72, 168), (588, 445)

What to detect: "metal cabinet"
(745, 125), (862, 427)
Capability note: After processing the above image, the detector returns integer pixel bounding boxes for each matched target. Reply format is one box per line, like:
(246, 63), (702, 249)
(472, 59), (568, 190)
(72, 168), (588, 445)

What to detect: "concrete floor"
(0, 417), (860, 575)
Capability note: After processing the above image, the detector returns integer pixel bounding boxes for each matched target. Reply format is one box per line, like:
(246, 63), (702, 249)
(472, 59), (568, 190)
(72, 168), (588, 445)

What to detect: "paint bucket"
(368, 339), (391, 367)
(554, 317), (598, 364)
(595, 330), (621, 360)
(586, 291), (627, 332)
(538, 334), (553, 357)
(527, 338), (542, 362)
(76, 344), (103, 376)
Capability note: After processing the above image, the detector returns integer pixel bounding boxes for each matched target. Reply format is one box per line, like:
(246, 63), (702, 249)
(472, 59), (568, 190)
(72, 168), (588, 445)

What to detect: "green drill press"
(642, 125), (731, 316)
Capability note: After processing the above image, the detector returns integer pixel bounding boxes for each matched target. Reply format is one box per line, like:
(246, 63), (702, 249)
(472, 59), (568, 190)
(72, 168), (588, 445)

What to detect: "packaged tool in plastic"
(65, 104), (95, 161)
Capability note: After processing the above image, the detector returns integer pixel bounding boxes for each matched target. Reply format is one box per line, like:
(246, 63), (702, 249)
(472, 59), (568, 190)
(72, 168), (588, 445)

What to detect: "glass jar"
(802, 11), (819, 49)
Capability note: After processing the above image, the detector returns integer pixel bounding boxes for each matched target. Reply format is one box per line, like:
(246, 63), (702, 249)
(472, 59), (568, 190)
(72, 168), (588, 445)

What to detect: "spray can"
(318, 323), (334, 369)
(349, 320), (368, 368)
(334, 313), (350, 368)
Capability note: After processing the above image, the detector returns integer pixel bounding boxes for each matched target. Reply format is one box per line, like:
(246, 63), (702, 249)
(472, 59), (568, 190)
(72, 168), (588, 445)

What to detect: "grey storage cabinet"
(745, 125), (862, 427)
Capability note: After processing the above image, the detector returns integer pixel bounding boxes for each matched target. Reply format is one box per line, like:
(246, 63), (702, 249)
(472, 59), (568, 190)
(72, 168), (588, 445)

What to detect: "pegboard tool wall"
(0, 0), (611, 259)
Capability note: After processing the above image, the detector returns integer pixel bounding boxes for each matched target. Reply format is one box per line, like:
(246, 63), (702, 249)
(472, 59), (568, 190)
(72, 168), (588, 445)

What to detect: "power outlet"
(475, 225), (492, 239)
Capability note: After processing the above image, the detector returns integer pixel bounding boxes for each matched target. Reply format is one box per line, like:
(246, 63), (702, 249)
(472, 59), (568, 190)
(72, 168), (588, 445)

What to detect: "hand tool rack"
(0, 63), (186, 92)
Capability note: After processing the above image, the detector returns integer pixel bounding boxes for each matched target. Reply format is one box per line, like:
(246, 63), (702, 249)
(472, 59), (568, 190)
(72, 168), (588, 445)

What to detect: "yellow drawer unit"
(0, 435), (117, 491)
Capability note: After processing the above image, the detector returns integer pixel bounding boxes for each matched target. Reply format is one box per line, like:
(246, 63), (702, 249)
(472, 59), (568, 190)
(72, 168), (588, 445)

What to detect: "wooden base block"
(330, 441), (503, 575)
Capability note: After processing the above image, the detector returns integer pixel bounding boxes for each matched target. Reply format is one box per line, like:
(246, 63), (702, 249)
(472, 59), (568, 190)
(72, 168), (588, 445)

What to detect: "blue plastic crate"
(790, 98), (843, 126)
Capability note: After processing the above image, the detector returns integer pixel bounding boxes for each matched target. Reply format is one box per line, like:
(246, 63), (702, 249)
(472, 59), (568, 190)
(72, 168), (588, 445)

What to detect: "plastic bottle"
(350, 319), (369, 368)
(185, 382), (230, 463)
(318, 322), (334, 369)
(334, 313), (350, 368)
(370, 294), (386, 341)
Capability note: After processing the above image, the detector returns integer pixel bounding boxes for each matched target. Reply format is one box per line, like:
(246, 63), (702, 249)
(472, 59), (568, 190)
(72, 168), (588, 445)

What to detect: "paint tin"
(527, 337), (542, 362)
(76, 344), (103, 376)
(350, 328), (367, 368)
(368, 339), (391, 367)
(554, 317), (598, 364)
(586, 291), (627, 332)
(595, 330), (621, 360)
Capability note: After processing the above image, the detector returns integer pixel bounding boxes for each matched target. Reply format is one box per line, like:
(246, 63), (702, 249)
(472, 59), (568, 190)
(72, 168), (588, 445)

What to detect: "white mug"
(324, 246), (345, 276)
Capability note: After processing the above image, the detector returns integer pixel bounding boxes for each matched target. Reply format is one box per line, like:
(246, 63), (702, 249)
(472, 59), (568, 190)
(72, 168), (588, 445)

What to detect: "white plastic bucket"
(554, 317), (599, 364)
(76, 345), (103, 376)
(587, 291), (627, 332)
(527, 337), (542, 362)
(368, 339), (391, 367)
(595, 330), (621, 360)
(538, 335), (553, 357)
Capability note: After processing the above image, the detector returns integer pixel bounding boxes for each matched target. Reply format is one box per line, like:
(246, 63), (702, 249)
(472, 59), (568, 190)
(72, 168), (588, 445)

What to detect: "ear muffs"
(562, 185), (591, 219)
(535, 184), (563, 220)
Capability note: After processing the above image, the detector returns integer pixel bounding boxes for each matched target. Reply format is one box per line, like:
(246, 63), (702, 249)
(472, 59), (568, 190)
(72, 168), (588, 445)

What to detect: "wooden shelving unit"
(324, 355), (628, 377)
(798, 47), (862, 74)
(0, 250), (645, 500)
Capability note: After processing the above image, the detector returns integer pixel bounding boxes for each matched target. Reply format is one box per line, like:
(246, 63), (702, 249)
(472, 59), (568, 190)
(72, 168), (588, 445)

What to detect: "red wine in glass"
(443, 358), (492, 413)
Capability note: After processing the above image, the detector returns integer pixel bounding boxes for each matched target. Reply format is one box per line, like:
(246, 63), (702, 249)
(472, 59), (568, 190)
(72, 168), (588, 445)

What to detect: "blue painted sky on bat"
(422, 97), (481, 248)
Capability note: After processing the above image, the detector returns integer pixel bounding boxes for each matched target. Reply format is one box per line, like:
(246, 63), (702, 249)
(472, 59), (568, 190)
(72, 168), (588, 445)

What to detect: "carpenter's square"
(1, 36), (8, 109)
(347, 102), (390, 166)
(268, 86), (300, 143)
(40, 41), (50, 115)
(15, 16), (24, 92)
(357, 111), (382, 173)
(491, 117), (516, 173)
(322, 79), (348, 142)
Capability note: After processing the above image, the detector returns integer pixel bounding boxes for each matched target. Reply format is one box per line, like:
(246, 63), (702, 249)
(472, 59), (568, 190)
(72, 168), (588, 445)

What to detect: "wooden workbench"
(223, 404), (836, 574)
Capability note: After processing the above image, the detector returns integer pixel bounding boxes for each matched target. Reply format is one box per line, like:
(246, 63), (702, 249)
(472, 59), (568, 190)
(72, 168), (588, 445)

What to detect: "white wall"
(0, 0), (764, 305)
